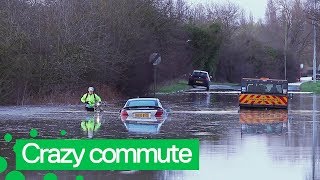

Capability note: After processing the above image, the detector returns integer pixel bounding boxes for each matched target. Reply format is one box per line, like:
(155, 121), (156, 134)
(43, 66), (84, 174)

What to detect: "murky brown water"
(0, 93), (319, 180)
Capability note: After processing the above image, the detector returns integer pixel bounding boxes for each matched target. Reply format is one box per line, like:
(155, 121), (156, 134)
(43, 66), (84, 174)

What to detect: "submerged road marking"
(47, 111), (119, 114)
(289, 110), (320, 114)
(22, 108), (320, 117)
(184, 91), (240, 94)
(172, 110), (239, 115)
(184, 91), (313, 94)
(288, 92), (313, 94)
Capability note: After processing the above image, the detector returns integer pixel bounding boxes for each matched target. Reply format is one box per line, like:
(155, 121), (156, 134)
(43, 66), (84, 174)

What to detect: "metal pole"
(312, 94), (317, 179)
(154, 65), (156, 97)
(313, 0), (317, 83)
(284, 19), (287, 80)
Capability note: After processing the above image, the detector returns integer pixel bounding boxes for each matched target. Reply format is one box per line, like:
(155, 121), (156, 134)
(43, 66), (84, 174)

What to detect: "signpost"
(149, 53), (161, 97)
(313, 0), (317, 83)
(300, 64), (304, 81)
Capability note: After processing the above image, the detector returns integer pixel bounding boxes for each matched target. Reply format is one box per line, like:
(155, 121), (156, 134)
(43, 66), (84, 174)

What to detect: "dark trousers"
(85, 107), (95, 111)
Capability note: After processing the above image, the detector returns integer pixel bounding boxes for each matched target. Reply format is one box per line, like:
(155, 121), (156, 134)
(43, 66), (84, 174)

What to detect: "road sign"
(149, 53), (161, 66)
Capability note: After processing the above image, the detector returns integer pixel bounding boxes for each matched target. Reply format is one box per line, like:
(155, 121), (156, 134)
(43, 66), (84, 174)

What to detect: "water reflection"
(121, 115), (167, 134)
(239, 109), (288, 135)
(81, 113), (103, 138)
(191, 93), (212, 108)
(311, 94), (318, 180)
(123, 121), (165, 134)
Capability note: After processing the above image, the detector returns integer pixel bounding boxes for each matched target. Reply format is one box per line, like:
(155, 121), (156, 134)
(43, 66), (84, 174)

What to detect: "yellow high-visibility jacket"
(80, 93), (101, 107)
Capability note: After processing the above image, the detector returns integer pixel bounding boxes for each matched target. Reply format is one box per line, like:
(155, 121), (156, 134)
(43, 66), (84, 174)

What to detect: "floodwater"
(0, 93), (319, 180)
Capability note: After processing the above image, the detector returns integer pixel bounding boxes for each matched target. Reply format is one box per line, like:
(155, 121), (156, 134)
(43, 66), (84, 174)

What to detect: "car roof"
(127, 98), (160, 101)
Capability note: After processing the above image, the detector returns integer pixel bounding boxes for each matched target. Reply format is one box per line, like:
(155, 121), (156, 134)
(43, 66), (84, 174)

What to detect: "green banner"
(14, 139), (199, 170)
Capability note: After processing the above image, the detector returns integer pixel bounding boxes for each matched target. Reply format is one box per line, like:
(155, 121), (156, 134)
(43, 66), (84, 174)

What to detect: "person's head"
(88, 87), (94, 94)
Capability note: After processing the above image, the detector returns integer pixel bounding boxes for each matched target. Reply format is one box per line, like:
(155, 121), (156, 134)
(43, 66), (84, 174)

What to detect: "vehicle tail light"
(121, 109), (128, 116)
(120, 115), (127, 122)
(155, 109), (164, 117)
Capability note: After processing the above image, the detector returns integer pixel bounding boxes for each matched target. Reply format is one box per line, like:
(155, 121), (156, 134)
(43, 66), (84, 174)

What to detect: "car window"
(266, 84), (282, 93)
(127, 100), (158, 107)
(192, 72), (207, 77)
(245, 83), (283, 94)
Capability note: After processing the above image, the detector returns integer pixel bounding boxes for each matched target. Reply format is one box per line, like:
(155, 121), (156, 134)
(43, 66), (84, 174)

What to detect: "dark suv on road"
(188, 70), (211, 91)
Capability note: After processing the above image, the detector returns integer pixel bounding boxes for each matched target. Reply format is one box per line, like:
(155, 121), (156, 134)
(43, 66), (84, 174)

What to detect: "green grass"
(157, 80), (190, 93)
(300, 81), (320, 93)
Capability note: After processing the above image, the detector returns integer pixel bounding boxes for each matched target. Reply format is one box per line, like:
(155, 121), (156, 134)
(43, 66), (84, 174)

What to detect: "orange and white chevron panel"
(239, 94), (288, 107)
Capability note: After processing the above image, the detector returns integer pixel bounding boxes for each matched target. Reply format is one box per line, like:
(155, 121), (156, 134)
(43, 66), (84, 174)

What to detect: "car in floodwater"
(188, 70), (211, 91)
(120, 98), (167, 123)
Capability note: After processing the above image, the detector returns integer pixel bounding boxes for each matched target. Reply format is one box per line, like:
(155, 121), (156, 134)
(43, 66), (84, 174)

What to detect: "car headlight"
(241, 87), (246, 92)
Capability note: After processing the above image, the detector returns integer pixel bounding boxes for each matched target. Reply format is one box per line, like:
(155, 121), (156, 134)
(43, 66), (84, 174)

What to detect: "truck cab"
(239, 78), (288, 109)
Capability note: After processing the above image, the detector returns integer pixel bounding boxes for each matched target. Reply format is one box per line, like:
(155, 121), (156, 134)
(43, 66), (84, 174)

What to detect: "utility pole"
(313, 0), (317, 83)
(284, 19), (288, 80)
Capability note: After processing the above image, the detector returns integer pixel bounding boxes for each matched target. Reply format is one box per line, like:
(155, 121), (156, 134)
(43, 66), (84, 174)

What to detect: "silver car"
(120, 98), (166, 123)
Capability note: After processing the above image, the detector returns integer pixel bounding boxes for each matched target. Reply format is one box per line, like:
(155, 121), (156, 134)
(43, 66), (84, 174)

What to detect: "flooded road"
(0, 93), (319, 180)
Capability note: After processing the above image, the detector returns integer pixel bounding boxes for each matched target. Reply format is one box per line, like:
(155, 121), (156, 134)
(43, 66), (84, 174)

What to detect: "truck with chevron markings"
(239, 78), (288, 109)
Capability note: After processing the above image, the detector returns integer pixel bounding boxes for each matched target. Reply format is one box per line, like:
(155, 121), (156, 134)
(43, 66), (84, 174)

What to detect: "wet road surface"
(0, 93), (319, 180)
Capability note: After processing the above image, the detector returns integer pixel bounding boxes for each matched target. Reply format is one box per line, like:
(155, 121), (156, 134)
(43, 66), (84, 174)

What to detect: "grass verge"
(157, 80), (190, 93)
(300, 81), (320, 93)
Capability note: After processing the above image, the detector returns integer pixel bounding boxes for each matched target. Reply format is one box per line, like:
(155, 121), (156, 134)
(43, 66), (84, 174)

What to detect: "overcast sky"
(186, 0), (269, 20)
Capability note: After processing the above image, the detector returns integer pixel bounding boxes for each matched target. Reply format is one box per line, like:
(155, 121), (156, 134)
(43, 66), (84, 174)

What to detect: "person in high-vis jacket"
(81, 87), (102, 111)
